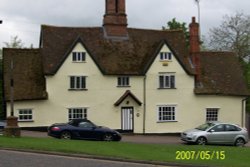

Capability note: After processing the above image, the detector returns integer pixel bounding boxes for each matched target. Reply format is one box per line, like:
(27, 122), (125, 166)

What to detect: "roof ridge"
(3, 48), (40, 51)
(201, 51), (236, 57)
(41, 24), (101, 29)
(41, 24), (183, 33)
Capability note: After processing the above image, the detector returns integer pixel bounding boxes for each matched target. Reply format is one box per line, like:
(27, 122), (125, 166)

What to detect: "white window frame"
(206, 108), (219, 122)
(117, 76), (130, 87)
(68, 108), (88, 121)
(160, 52), (172, 61)
(69, 76), (87, 90)
(72, 52), (86, 62)
(159, 73), (175, 89)
(157, 105), (177, 122)
(18, 109), (33, 122)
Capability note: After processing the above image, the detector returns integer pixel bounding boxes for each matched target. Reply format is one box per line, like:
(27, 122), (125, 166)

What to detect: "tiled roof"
(3, 48), (47, 101)
(195, 52), (250, 96)
(40, 25), (195, 75)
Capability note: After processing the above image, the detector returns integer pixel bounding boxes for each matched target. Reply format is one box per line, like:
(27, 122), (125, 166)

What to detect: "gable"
(146, 43), (191, 76)
(54, 41), (103, 77)
(51, 37), (103, 75)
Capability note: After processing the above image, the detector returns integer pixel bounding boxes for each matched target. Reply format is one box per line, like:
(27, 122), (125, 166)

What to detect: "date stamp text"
(176, 151), (225, 160)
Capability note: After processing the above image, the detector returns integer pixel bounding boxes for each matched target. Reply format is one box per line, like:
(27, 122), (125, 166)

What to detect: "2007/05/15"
(176, 151), (225, 160)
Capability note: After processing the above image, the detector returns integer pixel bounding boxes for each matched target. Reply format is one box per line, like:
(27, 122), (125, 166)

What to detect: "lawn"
(0, 136), (249, 167)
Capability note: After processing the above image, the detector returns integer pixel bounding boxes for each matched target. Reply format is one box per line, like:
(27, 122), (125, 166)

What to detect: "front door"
(121, 107), (134, 132)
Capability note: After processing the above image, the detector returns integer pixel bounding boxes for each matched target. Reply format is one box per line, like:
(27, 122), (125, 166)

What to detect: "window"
(68, 108), (87, 121)
(79, 121), (95, 128)
(157, 105), (176, 122)
(225, 124), (241, 131)
(117, 76), (130, 87)
(206, 108), (219, 122)
(18, 109), (33, 121)
(211, 124), (225, 132)
(160, 52), (172, 61)
(72, 52), (86, 62)
(70, 76), (86, 90)
(159, 73), (175, 88)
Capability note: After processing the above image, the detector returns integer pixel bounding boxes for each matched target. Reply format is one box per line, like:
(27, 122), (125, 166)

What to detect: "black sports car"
(0, 120), (6, 135)
(48, 119), (122, 141)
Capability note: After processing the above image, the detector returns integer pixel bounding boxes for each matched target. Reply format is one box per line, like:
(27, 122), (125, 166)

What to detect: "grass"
(0, 136), (250, 167)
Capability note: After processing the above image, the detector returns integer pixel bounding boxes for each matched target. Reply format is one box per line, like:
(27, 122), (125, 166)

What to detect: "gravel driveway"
(21, 130), (181, 144)
(20, 130), (250, 147)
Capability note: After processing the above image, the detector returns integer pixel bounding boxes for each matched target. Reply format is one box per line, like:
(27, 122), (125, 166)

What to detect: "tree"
(163, 18), (190, 45)
(207, 12), (250, 58)
(4, 35), (24, 48)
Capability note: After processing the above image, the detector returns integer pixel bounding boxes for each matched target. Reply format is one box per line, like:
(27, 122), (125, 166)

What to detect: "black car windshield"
(195, 123), (215, 131)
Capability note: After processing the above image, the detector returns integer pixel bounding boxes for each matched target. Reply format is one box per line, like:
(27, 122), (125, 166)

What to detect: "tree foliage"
(3, 35), (24, 48)
(163, 18), (190, 45)
(207, 12), (250, 58)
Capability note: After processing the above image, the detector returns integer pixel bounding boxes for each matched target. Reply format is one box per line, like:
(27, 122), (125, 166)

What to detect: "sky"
(0, 0), (250, 48)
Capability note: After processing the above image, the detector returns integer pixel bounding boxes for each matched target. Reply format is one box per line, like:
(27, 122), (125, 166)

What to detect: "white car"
(181, 122), (249, 146)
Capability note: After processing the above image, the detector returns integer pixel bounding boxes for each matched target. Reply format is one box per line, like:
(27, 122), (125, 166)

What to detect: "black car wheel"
(235, 138), (245, 147)
(103, 133), (113, 141)
(196, 137), (207, 145)
(60, 131), (72, 139)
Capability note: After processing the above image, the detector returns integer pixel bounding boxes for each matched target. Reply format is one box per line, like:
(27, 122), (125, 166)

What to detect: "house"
(3, 0), (249, 133)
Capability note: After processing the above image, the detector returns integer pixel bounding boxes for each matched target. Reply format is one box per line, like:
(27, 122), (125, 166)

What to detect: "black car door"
(77, 121), (96, 139)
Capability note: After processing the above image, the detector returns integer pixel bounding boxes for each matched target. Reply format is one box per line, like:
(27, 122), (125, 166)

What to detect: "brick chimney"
(103, 0), (128, 38)
(189, 17), (201, 86)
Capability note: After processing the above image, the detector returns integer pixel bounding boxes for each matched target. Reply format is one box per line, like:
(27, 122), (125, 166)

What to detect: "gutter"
(242, 97), (249, 127)
(143, 75), (147, 134)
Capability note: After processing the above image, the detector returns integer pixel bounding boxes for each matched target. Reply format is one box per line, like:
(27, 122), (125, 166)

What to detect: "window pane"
(81, 77), (86, 89)
(72, 52), (77, 61)
(76, 77), (80, 88)
(168, 53), (172, 60)
(126, 77), (129, 86)
(118, 77), (121, 86)
(159, 76), (164, 88)
(170, 75), (175, 88)
(70, 77), (75, 89)
(160, 53), (164, 60)
(165, 76), (170, 87)
(82, 52), (86, 61)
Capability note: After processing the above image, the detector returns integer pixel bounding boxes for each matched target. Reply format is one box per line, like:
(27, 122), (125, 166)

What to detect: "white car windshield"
(196, 123), (215, 131)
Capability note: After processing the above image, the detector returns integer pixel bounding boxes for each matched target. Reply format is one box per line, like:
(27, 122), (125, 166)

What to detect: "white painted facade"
(6, 43), (246, 133)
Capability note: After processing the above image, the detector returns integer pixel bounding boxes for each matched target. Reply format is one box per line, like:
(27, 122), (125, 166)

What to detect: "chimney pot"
(192, 17), (196, 23)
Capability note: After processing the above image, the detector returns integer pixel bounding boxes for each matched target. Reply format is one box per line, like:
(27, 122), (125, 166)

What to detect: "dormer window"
(72, 52), (86, 62)
(160, 52), (172, 61)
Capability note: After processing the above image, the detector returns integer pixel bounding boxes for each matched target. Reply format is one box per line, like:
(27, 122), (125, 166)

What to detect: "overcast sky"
(1, 0), (250, 48)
